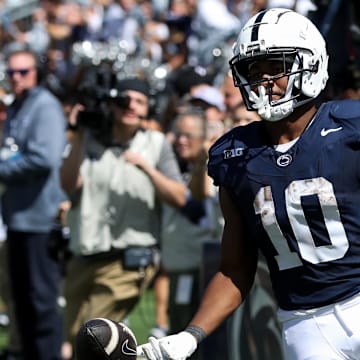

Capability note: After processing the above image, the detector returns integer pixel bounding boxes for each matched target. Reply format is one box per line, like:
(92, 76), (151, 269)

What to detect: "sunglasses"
(6, 68), (34, 77)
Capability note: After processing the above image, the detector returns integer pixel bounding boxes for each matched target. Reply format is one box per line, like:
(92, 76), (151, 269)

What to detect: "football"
(75, 318), (138, 360)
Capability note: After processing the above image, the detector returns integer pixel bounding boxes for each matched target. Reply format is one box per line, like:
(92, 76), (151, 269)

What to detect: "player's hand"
(137, 331), (197, 360)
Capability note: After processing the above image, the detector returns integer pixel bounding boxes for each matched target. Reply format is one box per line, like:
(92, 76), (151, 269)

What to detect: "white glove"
(248, 85), (271, 120)
(137, 331), (197, 360)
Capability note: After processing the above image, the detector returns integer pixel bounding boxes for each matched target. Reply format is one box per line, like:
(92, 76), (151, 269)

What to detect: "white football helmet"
(230, 8), (329, 121)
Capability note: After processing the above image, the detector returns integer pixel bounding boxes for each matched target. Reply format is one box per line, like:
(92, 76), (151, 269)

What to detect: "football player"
(138, 8), (360, 360)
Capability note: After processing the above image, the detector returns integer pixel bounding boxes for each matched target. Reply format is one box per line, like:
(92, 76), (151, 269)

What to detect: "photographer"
(60, 76), (186, 358)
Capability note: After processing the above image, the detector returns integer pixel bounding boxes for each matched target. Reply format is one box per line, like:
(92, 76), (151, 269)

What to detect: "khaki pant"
(63, 254), (157, 345)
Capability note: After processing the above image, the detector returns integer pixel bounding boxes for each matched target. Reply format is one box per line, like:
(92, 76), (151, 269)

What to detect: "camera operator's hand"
(124, 150), (151, 173)
(123, 149), (186, 208)
(61, 104), (88, 195)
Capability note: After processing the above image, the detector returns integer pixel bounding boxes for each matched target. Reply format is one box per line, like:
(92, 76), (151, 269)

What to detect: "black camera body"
(75, 65), (130, 134)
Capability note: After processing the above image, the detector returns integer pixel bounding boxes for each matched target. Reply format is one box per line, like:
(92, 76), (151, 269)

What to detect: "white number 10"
(253, 177), (349, 270)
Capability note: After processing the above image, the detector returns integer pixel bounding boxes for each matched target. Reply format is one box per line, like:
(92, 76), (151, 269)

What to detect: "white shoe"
(0, 313), (9, 327)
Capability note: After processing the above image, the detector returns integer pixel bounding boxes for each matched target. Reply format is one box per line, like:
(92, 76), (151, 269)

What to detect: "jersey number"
(253, 177), (349, 270)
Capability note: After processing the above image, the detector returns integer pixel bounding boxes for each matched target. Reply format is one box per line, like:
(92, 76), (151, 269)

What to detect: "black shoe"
(0, 349), (23, 360)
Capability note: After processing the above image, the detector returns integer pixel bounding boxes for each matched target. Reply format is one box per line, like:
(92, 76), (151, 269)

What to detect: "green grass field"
(128, 288), (156, 345)
(0, 328), (7, 351)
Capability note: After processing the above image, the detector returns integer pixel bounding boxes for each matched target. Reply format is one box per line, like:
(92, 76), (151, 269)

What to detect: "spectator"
(221, 71), (243, 112)
(60, 76), (186, 358)
(189, 84), (226, 141)
(230, 101), (261, 127)
(229, 0), (269, 25)
(161, 65), (212, 134)
(97, 0), (144, 52)
(1, 48), (67, 360)
(141, 1), (170, 63)
(149, 268), (170, 339)
(160, 108), (223, 358)
(220, 70), (244, 126)
(267, 0), (317, 16)
(219, 71), (261, 128)
(192, 0), (241, 40)
(150, 105), (222, 342)
(13, 7), (50, 56)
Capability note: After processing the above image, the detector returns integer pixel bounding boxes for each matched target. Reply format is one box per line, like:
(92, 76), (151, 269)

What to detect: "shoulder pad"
(329, 99), (360, 120)
(208, 123), (261, 187)
(209, 122), (261, 157)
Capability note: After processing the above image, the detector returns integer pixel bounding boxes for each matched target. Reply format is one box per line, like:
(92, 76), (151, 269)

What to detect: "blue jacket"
(0, 86), (67, 232)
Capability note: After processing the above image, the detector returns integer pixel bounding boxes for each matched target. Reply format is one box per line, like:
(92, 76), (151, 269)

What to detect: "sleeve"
(207, 134), (230, 187)
(0, 94), (67, 184)
(207, 127), (246, 188)
(329, 99), (360, 120)
(156, 137), (184, 183)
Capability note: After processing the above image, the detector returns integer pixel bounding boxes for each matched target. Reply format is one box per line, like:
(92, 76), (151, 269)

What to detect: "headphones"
(5, 44), (44, 84)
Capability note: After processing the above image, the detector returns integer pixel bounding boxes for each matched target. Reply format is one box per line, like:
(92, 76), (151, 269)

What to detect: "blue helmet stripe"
(251, 10), (267, 41)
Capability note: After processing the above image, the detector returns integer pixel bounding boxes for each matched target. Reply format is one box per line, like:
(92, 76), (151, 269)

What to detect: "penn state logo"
(276, 154), (292, 167)
(224, 147), (244, 159)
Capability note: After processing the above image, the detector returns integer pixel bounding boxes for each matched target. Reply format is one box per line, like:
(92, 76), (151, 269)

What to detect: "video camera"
(75, 65), (130, 132)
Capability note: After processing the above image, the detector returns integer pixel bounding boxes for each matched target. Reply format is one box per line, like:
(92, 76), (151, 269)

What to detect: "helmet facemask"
(230, 49), (321, 121)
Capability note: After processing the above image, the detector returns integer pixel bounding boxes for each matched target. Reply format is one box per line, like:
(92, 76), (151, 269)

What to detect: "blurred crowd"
(0, 0), (358, 121)
(0, 1), (358, 360)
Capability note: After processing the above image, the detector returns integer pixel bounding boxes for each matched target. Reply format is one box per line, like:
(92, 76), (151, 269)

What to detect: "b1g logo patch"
(224, 147), (244, 159)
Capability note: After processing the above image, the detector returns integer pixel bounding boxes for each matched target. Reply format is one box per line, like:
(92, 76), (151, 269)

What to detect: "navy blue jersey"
(208, 100), (360, 310)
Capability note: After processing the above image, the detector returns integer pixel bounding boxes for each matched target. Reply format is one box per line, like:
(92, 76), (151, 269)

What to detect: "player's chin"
(270, 93), (284, 101)
(75, 318), (138, 360)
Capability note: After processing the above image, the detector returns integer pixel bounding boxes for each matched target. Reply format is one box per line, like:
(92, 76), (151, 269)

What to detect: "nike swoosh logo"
(122, 339), (137, 355)
(320, 127), (343, 136)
